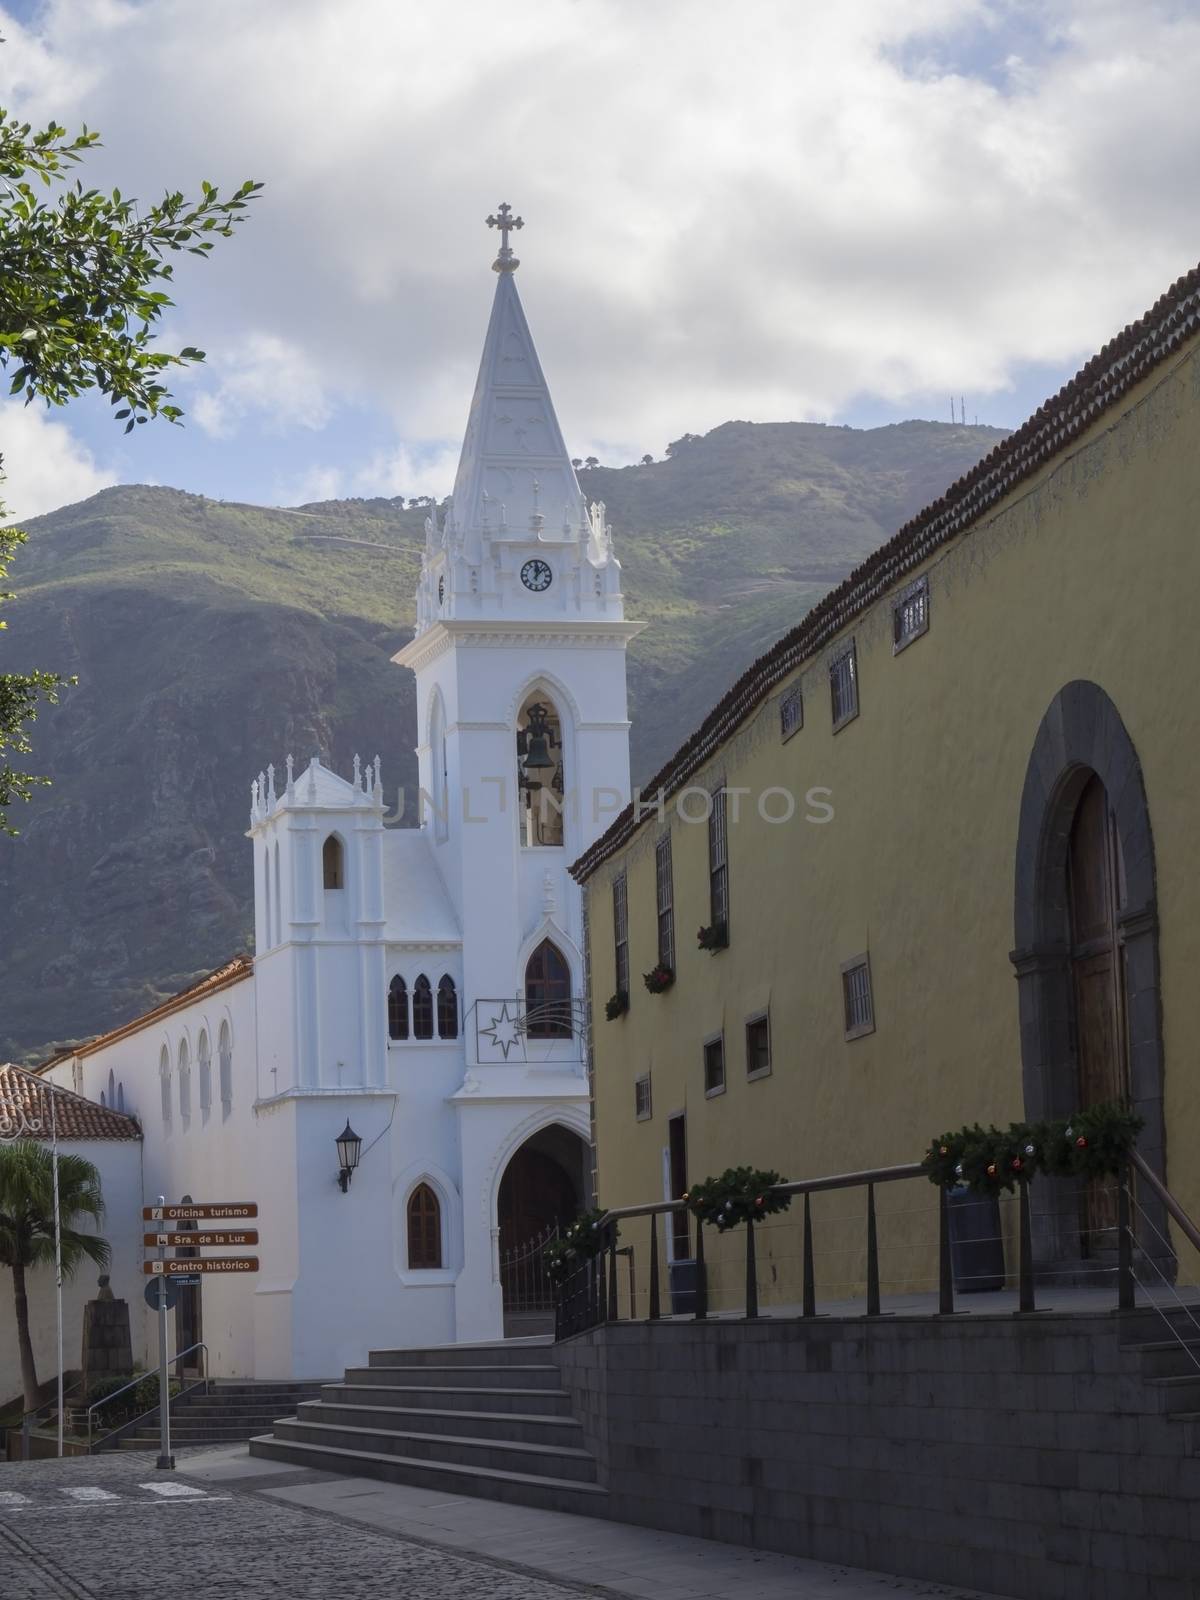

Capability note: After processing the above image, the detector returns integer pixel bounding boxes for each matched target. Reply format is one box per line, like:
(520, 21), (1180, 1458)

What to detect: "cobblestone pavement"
(0, 1454), (604, 1600)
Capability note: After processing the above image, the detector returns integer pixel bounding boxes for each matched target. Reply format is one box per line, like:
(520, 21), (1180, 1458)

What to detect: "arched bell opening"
(516, 693), (565, 847)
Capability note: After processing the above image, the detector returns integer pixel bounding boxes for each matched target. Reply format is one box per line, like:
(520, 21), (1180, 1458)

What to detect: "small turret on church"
(247, 753), (388, 1094)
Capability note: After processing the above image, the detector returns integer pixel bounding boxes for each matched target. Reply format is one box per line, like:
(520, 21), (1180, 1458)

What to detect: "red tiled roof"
(35, 954), (253, 1070)
(571, 260), (1200, 882)
(0, 1062), (141, 1141)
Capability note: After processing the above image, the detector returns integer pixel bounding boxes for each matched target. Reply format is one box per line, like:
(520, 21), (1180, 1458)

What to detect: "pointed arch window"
(107, 1069), (115, 1107)
(198, 1030), (212, 1113)
(218, 1021), (233, 1114)
(437, 976), (458, 1040)
(322, 834), (344, 890)
(178, 1038), (191, 1122)
(525, 940), (573, 1039)
(407, 1183), (442, 1270)
(117, 1082), (125, 1113)
(160, 1047), (172, 1126)
(388, 975), (409, 1041)
(412, 974), (434, 1040)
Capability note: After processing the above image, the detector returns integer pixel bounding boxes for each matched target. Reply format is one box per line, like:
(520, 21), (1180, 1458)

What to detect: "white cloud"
(191, 332), (332, 441)
(353, 444), (462, 503)
(0, 403), (116, 520)
(2, 0), (1199, 489)
(274, 463), (344, 506)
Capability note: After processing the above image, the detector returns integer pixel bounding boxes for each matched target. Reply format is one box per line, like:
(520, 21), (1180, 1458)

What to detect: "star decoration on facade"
(480, 1001), (524, 1060)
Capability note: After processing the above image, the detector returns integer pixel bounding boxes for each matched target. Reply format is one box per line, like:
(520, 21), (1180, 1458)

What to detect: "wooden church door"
(1067, 774), (1129, 1254)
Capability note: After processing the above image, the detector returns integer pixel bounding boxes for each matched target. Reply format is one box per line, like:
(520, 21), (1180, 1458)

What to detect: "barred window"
(437, 975), (458, 1040)
(655, 835), (675, 972)
(613, 874), (630, 998)
(830, 643), (859, 730)
(746, 1013), (771, 1078)
(708, 789), (728, 935)
(388, 975), (409, 1041)
(893, 576), (930, 653)
(841, 954), (875, 1040)
(780, 686), (803, 742)
(407, 1184), (442, 1270)
(634, 1074), (652, 1121)
(703, 1034), (726, 1097)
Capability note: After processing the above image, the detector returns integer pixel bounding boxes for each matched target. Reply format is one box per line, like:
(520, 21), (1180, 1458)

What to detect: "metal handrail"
(1130, 1149), (1200, 1257)
(86, 1341), (208, 1451)
(598, 1160), (927, 1226)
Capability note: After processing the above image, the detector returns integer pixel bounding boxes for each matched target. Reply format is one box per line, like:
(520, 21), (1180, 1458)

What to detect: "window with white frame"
(613, 873), (630, 999)
(893, 575), (930, 653)
(708, 788), (729, 935)
(160, 1047), (172, 1126)
(178, 1038), (191, 1122)
(830, 643), (859, 730)
(780, 686), (803, 742)
(634, 1073), (652, 1121)
(198, 1030), (212, 1113)
(841, 954), (875, 1040)
(703, 1033), (726, 1097)
(746, 1013), (771, 1078)
(655, 835), (675, 972)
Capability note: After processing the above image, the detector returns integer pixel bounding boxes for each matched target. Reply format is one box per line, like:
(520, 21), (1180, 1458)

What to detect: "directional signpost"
(141, 1198), (260, 1470)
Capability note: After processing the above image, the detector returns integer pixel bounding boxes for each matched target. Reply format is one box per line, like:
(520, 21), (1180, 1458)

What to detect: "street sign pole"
(154, 1195), (174, 1471)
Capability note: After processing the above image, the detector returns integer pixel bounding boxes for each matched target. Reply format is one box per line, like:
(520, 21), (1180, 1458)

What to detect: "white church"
(27, 207), (644, 1384)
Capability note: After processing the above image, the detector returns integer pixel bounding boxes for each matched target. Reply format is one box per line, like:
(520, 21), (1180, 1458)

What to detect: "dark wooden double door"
(1067, 773), (1130, 1253)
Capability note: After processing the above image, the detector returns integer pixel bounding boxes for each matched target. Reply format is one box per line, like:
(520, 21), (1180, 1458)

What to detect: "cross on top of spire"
(487, 202), (524, 274)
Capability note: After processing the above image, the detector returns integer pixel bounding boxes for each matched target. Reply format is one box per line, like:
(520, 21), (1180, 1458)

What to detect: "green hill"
(0, 418), (1005, 1059)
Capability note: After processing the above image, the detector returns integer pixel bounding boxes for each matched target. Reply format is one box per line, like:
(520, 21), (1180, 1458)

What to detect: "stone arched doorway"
(1011, 681), (1168, 1273)
(497, 1123), (588, 1332)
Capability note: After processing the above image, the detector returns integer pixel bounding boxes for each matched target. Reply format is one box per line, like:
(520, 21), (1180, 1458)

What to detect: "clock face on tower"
(520, 558), (553, 593)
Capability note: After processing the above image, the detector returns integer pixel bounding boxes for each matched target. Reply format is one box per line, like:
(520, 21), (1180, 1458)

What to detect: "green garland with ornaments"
(542, 1208), (614, 1285)
(922, 1101), (1143, 1194)
(685, 1166), (792, 1231)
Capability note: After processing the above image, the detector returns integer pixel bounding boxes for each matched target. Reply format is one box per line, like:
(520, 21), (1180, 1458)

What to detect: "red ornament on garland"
(754, 1196), (765, 1208)
(1076, 1136), (1088, 1149)
(1011, 1156), (1023, 1172)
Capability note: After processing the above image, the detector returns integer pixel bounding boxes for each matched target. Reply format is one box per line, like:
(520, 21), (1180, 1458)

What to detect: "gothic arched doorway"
(497, 1123), (588, 1331)
(1011, 682), (1167, 1273)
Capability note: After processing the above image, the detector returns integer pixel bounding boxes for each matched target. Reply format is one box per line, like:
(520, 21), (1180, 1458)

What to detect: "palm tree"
(0, 1140), (109, 1415)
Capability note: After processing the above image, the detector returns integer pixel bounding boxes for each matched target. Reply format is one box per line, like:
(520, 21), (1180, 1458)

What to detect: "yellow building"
(572, 261), (1200, 1313)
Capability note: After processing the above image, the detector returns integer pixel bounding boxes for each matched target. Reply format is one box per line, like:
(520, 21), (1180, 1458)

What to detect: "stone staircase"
(116, 1381), (328, 1450)
(1120, 1306), (1200, 1419)
(249, 1338), (607, 1514)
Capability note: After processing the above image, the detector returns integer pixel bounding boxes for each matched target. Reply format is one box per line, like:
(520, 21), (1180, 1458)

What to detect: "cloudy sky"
(1, 0), (1198, 518)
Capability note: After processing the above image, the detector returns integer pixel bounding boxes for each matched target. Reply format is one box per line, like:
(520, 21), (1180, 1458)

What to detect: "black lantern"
(335, 1121), (362, 1192)
(522, 703), (555, 782)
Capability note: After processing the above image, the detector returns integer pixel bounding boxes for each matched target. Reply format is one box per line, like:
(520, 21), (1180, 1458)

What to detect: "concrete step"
(1122, 1338), (1200, 1379)
(121, 1425), (276, 1447)
(270, 1416), (597, 1482)
(367, 1341), (551, 1368)
(356, 1363), (563, 1388)
(202, 1383), (329, 1398)
(322, 1381), (573, 1416)
(346, 1363), (565, 1392)
(296, 1398), (585, 1449)
(249, 1432), (609, 1516)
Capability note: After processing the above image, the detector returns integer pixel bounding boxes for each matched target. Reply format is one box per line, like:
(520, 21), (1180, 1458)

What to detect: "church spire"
(445, 205), (588, 552)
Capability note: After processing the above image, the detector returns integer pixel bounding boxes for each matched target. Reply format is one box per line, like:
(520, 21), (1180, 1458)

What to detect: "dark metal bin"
(947, 1185), (1005, 1292)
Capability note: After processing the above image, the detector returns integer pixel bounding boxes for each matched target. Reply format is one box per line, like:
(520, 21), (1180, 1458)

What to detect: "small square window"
(703, 1034), (726, 1097)
(830, 643), (859, 731)
(635, 1074), (652, 1121)
(746, 1014), (771, 1079)
(893, 576), (930, 653)
(780, 686), (803, 742)
(841, 954), (875, 1041)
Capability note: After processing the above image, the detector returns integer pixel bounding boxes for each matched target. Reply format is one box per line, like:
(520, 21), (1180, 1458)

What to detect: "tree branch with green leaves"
(0, 99), (260, 831)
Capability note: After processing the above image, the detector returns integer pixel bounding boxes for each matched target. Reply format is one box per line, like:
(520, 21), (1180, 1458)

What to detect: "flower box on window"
(697, 922), (728, 953)
(643, 964), (675, 995)
(605, 991), (629, 1021)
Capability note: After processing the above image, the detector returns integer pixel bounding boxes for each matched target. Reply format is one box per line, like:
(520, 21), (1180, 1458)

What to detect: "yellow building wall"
(586, 336), (1200, 1314)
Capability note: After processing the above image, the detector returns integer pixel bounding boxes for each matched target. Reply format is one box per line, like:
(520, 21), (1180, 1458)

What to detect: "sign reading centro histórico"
(144, 1257), (259, 1276)
(142, 1203), (258, 1222)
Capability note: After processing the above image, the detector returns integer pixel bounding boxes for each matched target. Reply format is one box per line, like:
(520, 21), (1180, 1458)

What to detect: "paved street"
(0, 1449), (1013, 1600)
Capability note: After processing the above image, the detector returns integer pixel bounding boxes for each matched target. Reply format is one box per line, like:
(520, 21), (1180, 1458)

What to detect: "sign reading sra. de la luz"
(143, 1231), (259, 1249)
(144, 1257), (259, 1276)
(142, 1203), (258, 1222)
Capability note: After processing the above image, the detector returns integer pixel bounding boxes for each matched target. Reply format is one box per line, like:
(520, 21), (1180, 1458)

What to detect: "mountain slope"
(0, 419), (1004, 1059)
